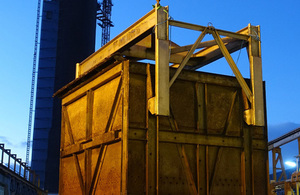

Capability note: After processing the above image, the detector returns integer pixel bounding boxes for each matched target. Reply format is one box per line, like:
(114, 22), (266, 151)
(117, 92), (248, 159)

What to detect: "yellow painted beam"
(169, 28), (207, 87)
(77, 9), (156, 77)
(154, 5), (169, 116)
(171, 37), (236, 54)
(211, 30), (253, 102)
(169, 20), (249, 40)
(128, 129), (267, 150)
(248, 24), (265, 126)
(192, 27), (248, 57)
(121, 45), (203, 66)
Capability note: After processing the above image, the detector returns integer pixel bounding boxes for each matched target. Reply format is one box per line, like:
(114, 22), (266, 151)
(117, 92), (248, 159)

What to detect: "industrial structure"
(269, 127), (300, 194)
(55, 4), (269, 194)
(29, 0), (59, 191)
(0, 144), (45, 195)
(29, 0), (114, 192)
(97, 0), (114, 46)
(23, 0), (300, 194)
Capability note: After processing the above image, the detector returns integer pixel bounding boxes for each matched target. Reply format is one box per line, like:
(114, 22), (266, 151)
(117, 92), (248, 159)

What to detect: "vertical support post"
(19, 160), (22, 176)
(121, 60), (130, 194)
(146, 64), (157, 195)
(248, 24), (264, 126)
(243, 126), (253, 195)
(13, 156), (16, 172)
(296, 156), (300, 195)
(76, 63), (80, 78)
(272, 148), (277, 182)
(147, 115), (157, 195)
(205, 146), (209, 195)
(153, 4), (169, 116)
(85, 90), (93, 194)
(28, 169), (31, 183)
(266, 152), (271, 195)
(7, 152), (10, 169)
(298, 138), (300, 158)
(23, 163), (26, 178)
(196, 145), (200, 195)
(241, 151), (246, 195)
(272, 147), (287, 182)
(1, 148), (3, 164)
(85, 149), (92, 195)
(156, 116), (160, 195)
(204, 84), (209, 195)
(86, 90), (94, 140)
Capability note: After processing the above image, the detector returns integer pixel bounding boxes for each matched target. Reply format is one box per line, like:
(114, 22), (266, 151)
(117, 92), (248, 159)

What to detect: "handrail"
(268, 128), (300, 151)
(0, 143), (40, 187)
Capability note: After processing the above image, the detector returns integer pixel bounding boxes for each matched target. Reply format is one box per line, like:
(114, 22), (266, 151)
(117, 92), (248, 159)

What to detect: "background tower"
(31, 0), (97, 193)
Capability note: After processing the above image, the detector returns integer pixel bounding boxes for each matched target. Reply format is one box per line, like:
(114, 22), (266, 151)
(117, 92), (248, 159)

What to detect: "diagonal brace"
(169, 28), (208, 88)
(169, 109), (198, 195)
(211, 30), (253, 102)
(88, 145), (107, 194)
(73, 154), (85, 194)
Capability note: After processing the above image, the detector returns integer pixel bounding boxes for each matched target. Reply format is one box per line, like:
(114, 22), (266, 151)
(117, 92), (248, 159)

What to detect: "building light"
(285, 161), (296, 168)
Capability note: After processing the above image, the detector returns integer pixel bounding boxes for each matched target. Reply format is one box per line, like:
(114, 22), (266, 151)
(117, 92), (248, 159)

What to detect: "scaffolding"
(269, 127), (300, 194)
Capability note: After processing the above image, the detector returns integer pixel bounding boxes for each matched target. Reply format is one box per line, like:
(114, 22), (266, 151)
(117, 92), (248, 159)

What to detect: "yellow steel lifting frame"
(75, 4), (264, 126)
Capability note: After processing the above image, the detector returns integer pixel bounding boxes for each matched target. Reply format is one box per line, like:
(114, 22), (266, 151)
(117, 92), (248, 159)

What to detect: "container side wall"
(127, 62), (268, 195)
(59, 61), (268, 194)
(59, 62), (124, 195)
(127, 64), (148, 194)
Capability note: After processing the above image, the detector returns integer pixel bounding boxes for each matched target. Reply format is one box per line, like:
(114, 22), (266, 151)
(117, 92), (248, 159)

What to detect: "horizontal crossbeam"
(128, 128), (266, 150)
(77, 9), (156, 77)
(171, 37), (237, 54)
(268, 127), (300, 150)
(60, 131), (121, 158)
(169, 20), (249, 40)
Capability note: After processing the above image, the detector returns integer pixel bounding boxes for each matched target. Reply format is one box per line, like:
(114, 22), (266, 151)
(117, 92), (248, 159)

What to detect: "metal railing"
(0, 143), (40, 187)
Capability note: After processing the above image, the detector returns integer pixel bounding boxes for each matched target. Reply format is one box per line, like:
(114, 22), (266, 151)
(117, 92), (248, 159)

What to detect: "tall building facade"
(31, 0), (97, 193)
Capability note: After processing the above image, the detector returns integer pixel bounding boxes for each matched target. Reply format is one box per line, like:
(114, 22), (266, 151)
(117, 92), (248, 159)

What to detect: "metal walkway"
(0, 144), (46, 195)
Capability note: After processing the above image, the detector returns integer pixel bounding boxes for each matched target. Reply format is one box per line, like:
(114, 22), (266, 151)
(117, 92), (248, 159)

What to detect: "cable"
(235, 40), (245, 66)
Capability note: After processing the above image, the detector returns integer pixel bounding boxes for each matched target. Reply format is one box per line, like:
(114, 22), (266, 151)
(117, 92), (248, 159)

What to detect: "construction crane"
(26, 0), (42, 166)
(97, 0), (114, 46)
